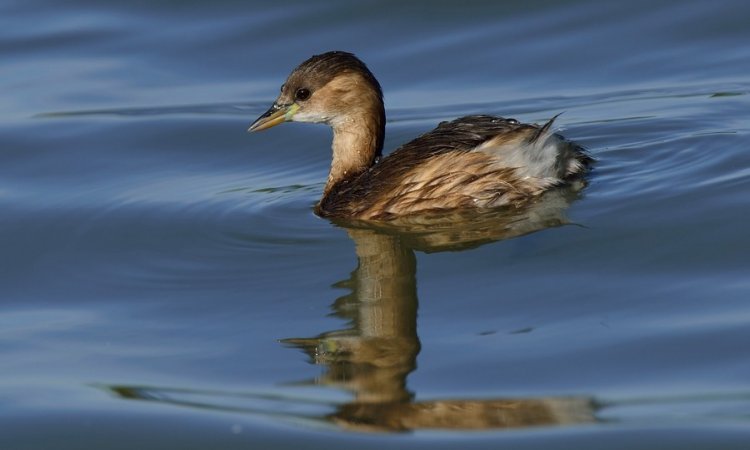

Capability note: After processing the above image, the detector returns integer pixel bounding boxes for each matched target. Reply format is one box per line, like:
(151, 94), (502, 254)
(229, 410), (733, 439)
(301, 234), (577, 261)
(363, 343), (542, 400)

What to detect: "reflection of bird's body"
(250, 51), (591, 220)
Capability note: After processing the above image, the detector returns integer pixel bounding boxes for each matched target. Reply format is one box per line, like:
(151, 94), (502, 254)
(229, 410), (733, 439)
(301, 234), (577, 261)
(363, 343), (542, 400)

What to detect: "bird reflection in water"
(106, 186), (599, 432)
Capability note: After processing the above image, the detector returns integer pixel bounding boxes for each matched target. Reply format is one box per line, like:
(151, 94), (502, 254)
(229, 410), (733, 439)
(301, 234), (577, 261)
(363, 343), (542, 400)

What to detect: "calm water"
(2, 0), (750, 448)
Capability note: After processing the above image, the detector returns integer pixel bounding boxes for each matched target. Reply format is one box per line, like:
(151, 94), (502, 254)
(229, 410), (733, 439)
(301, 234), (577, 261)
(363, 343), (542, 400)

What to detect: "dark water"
(2, 0), (750, 448)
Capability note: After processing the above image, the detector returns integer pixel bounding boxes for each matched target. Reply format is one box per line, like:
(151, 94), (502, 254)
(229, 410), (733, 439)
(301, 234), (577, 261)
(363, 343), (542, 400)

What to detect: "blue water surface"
(1, 0), (750, 448)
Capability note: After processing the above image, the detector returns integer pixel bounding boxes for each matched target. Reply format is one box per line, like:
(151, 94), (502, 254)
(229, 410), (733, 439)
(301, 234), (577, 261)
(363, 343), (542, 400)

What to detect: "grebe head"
(248, 51), (384, 133)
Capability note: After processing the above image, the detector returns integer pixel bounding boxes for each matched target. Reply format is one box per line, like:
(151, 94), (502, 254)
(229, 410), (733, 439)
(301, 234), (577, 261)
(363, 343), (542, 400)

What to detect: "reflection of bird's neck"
(342, 229), (420, 404)
(350, 230), (417, 339)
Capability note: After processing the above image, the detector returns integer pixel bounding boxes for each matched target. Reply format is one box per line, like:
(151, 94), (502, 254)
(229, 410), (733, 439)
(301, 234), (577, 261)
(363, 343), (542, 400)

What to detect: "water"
(2, 0), (749, 448)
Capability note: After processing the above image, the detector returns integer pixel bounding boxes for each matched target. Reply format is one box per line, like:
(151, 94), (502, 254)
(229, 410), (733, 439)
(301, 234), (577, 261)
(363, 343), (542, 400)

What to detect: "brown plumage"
(249, 51), (592, 221)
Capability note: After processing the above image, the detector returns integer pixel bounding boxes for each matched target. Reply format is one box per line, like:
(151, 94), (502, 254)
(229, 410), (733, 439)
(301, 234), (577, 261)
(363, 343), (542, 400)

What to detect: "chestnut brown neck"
(323, 103), (385, 197)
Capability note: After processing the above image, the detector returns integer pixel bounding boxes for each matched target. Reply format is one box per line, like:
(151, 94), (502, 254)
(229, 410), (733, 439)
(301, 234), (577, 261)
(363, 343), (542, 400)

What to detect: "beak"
(248, 102), (299, 132)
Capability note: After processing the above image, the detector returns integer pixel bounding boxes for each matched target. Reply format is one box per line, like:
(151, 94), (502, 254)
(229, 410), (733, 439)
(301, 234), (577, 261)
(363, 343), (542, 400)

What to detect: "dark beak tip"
(247, 116), (266, 133)
(246, 103), (289, 134)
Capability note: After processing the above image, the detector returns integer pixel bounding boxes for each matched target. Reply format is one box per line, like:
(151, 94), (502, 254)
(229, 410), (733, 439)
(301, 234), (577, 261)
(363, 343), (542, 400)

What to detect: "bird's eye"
(280, 83), (285, 93)
(295, 88), (311, 101)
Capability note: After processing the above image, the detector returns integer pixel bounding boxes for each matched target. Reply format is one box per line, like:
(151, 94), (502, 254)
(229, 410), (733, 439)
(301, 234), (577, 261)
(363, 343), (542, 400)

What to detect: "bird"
(248, 51), (591, 221)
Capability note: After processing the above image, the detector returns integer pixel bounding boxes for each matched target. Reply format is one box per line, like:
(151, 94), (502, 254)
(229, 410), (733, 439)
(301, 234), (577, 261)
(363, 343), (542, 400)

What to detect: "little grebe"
(249, 51), (591, 220)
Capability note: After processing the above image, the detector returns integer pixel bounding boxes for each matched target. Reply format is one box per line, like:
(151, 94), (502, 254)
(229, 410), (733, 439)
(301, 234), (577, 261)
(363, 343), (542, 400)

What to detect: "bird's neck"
(324, 108), (385, 197)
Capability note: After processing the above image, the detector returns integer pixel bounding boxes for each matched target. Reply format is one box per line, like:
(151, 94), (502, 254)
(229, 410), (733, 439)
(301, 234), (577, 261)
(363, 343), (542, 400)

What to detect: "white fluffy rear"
(474, 125), (585, 190)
